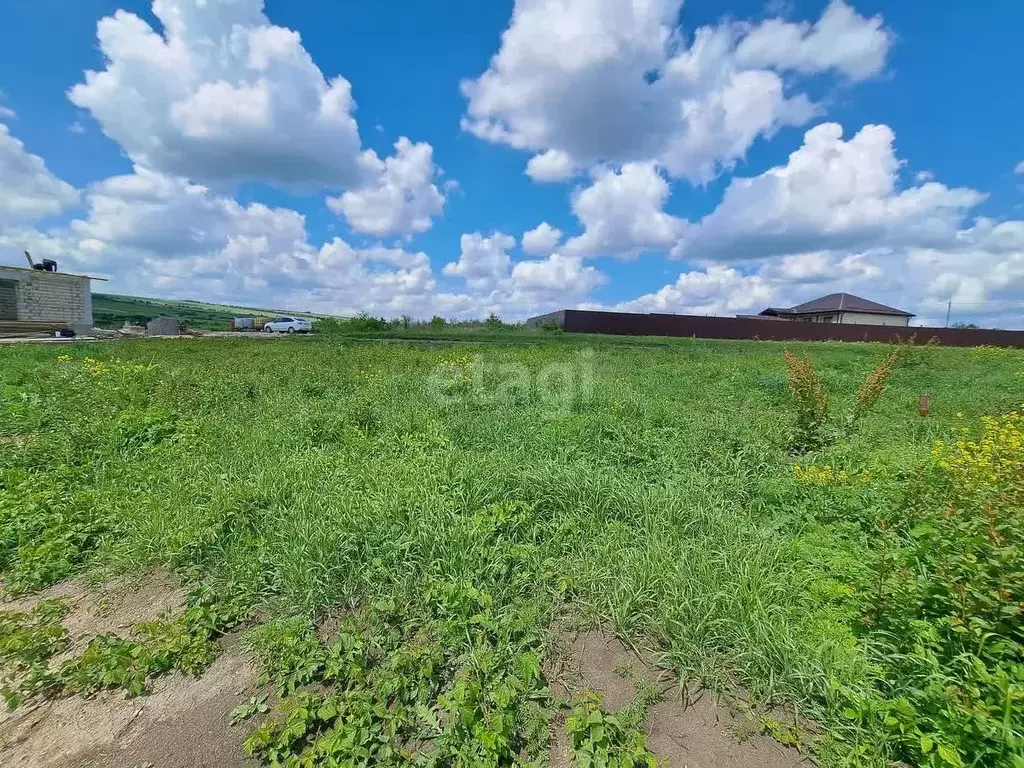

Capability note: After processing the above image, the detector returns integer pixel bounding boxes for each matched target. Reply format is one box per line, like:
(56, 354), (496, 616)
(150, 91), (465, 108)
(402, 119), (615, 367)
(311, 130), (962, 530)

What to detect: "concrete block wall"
(15, 273), (93, 326)
(146, 317), (181, 336)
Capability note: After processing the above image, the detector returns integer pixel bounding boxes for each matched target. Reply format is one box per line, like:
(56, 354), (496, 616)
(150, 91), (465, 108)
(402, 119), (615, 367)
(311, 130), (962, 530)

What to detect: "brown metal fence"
(549, 310), (1024, 348)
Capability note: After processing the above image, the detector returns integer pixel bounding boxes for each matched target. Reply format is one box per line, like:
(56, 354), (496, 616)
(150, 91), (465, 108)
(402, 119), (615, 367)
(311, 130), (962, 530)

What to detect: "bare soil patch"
(0, 573), (258, 768)
(546, 629), (810, 768)
(2, 569), (187, 663)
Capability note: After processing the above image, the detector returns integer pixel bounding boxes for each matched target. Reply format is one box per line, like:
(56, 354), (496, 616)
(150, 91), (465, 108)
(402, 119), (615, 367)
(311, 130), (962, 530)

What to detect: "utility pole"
(944, 300), (952, 328)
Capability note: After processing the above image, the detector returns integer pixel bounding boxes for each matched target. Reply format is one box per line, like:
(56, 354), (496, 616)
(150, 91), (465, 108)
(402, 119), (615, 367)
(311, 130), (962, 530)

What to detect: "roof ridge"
(781, 292), (913, 317)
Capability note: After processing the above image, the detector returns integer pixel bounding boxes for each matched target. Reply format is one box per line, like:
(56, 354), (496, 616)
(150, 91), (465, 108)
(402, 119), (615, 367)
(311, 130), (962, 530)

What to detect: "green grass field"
(91, 292), (326, 330)
(1, 335), (1021, 766)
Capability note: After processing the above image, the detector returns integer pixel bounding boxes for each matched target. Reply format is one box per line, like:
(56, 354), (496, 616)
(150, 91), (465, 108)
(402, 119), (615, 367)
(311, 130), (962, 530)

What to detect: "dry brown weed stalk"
(784, 350), (829, 448)
(855, 352), (899, 420)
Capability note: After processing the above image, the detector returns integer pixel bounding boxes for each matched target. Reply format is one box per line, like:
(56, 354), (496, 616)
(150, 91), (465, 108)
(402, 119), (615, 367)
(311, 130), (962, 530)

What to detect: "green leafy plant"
(242, 583), (552, 767)
(846, 410), (1024, 767)
(59, 633), (162, 698)
(565, 691), (659, 768)
(245, 618), (328, 697)
(243, 689), (400, 767)
(231, 694), (270, 726)
(11, 587), (249, 703)
(760, 715), (805, 751)
(0, 478), (111, 596)
(0, 600), (69, 707)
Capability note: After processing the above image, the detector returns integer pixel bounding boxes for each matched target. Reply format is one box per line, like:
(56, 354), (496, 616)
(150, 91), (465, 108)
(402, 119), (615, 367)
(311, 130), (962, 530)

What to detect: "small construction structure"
(146, 317), (183, 336)
(0, 262), (104, 334)
(758, 293), (914, 327)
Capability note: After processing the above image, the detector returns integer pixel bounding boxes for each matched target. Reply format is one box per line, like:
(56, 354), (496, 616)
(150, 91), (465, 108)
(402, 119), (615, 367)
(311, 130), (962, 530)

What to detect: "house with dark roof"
(758, 293), (914, 327)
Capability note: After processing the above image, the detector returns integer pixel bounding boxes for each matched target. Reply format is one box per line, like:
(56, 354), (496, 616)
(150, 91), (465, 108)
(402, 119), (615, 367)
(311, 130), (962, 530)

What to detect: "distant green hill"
(91, 293), (329, 330)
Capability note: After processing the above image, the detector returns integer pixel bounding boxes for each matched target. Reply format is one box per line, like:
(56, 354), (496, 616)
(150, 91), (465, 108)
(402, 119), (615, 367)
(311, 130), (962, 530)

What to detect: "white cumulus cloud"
(0, 118), (79, 225)
(510, 252), (605, 294)
(67, 0), (446, 236)
(10, 165), (439, 316)
(563, 162), (685, 259)
(734, 0), (890, 80)
(525, 150), (576, 183)
(327, 138), (446, 237)
(440, 230), (606, 317)
(676, 123), (985, 262)
(442, 232), (517, 292)
(616, 265), (773, 315)
(462, 0), (891, 183)
(521, 222), (563, 256)
(611, 120), (1024, 328)
(69, 0), (366, 187)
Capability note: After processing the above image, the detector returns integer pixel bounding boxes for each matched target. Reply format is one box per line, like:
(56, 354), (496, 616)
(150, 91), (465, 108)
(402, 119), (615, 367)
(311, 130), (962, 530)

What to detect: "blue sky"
(1, 0), (1023, 326)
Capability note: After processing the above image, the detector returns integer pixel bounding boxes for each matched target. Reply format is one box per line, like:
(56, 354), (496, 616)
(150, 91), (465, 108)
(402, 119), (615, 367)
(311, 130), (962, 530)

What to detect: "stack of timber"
(0, 320), (70, 337)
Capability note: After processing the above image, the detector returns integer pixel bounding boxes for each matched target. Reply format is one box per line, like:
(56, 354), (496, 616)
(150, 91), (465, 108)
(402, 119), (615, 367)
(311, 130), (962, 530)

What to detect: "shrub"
(537, 320), (562, 334)
(853, 409), (1024, 767)
(311, 314), (391, 335)
(311, 317), (342, 334)
(348, 313), (389, 333)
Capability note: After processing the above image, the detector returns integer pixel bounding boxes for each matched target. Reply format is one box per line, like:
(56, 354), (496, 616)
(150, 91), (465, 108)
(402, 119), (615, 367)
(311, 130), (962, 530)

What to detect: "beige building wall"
(839, 311), (910, 327)
(0, 268), (94, 327)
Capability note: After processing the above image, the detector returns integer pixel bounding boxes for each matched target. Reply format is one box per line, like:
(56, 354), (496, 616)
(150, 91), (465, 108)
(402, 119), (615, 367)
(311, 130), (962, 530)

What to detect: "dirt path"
(0, 574), (258, 768)
(3, 577), (811, 767)
(546, 630), (810, 768)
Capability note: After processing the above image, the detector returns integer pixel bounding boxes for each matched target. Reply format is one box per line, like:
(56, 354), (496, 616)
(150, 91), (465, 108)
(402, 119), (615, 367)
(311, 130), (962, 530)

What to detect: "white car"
(263, 316), (313, 334)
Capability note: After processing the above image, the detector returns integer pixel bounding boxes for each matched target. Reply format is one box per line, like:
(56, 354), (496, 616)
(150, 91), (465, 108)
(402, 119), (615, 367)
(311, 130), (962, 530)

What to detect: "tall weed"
(854, 352), (899, 421)
(783, 350), (830, 450)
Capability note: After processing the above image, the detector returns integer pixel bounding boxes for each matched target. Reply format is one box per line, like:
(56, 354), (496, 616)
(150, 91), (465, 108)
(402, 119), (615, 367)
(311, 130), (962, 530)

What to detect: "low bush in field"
(0, 600), (69, 706)
(566, 690), (660, 768)
(314, 314), (390, 334)
(848, 410), (1024, 767)
(788, 407), (1024, 766)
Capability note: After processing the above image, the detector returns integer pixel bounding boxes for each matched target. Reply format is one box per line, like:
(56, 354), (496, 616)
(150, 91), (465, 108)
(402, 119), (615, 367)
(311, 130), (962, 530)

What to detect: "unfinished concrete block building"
(0, 265), (103, 331)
